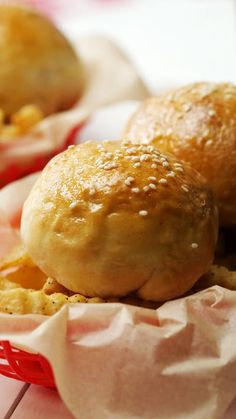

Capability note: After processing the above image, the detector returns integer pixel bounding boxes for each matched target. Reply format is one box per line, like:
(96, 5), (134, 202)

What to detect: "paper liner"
(0, 35), (149, 186)
(0, 108), (236, 419)
(0, 289), (236, 419)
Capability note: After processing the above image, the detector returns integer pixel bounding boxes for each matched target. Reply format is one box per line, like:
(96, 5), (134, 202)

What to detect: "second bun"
(125, 82), (236, 227)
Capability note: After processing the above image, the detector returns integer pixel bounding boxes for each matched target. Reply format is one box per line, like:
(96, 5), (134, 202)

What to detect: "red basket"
(0, 123), (86, 388)
(0, 340), (55, 388)
(0, 122), (84, 188)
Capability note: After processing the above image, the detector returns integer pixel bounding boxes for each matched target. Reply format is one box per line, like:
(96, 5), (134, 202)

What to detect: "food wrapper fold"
(0, 290), (236, 419)
(0, 176), (236, 419)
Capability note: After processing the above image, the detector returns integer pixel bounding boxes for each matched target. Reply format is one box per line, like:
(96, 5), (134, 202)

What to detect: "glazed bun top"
(0, 5), (85, 117)
(125, 82), (236, 227)
(21, 140), (218, 302)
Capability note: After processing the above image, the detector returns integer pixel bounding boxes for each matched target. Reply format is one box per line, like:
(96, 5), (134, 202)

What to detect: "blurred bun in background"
(0, 4), (85, 118)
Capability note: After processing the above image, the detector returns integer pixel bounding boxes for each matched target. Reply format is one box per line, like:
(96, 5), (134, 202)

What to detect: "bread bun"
(21, 140), (218, 302)
(0, 5), (85, 117)
(125, 82), (236, 227)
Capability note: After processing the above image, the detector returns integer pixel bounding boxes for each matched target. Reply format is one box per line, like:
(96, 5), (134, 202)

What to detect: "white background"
(56, 0), (236, 93)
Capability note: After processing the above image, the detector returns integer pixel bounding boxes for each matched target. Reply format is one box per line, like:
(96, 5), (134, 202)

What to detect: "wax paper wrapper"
(0, 35), (149, 186)
(1, 105), (236, 419)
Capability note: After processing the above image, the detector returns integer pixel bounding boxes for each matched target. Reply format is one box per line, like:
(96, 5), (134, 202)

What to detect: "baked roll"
(21, 140), (218, 302)
(125, 83), (236, 227)
(0, 5), (85, 118)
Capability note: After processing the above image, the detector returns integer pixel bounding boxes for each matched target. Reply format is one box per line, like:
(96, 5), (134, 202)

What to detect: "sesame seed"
(103, 162), (118, 170)
(191, 243), (199, 249)
(159, 178), (168, 184)
(139, 210), (148, 217)
(205, 139), (213, 147)
(140, 145), (148, 152)
(183, 103), (192, 112)
(166, 128), (173, 136)
(143, 186), (150, 192)
(151, 163), (157, 169)
(124, 176), (134, 186)
(127, 176), (134, 182)
(68, 145), (75, 149)
(69, 201), (77, 209)
(131, 187), (140, 193)
(105, 152), (113, 158)
(133, 162), (141, 168)
(96, 159), (103, 165)
(162, 162), (169, 168)
(173, 162), (183, 168)
(166, 171), (176, 177)
(175, 167), (184, 173)
(147, 145), (155, 152)
(140, 154), (150, 162)
(126, 147), (137, 155)
(148, 176), (157, 181)
(208, 109), (216, 117)
(89, 189), (96, 196)
(149, 183), (157, 190)
(132, 156), (140, 162)
(203, 129), (210, 137)
(181, 185), (189, 192)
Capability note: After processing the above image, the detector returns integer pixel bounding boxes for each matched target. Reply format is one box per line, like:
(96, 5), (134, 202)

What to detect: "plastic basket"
(0, 340), (55, 388)
(0, 122), (83, 188)
(0, 123), (86, 388)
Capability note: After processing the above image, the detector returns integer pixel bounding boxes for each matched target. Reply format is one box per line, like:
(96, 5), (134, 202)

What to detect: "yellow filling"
(0, 104), (43, 140)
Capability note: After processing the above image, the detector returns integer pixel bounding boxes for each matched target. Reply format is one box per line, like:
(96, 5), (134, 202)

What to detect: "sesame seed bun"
(21, 140), (218, 302)
(125, 82), (236, 227)
(0, 5), (85, 117)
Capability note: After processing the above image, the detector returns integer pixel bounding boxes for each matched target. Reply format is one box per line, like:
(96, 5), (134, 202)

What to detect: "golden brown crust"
(21, 140), (218, 302)
(0, 5), (85, 117)
(125, 82), (236, 227)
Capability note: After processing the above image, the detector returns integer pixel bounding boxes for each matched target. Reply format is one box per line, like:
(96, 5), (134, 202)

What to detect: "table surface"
(0, 375), (74, 419)
(0, 373), (235, 419)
